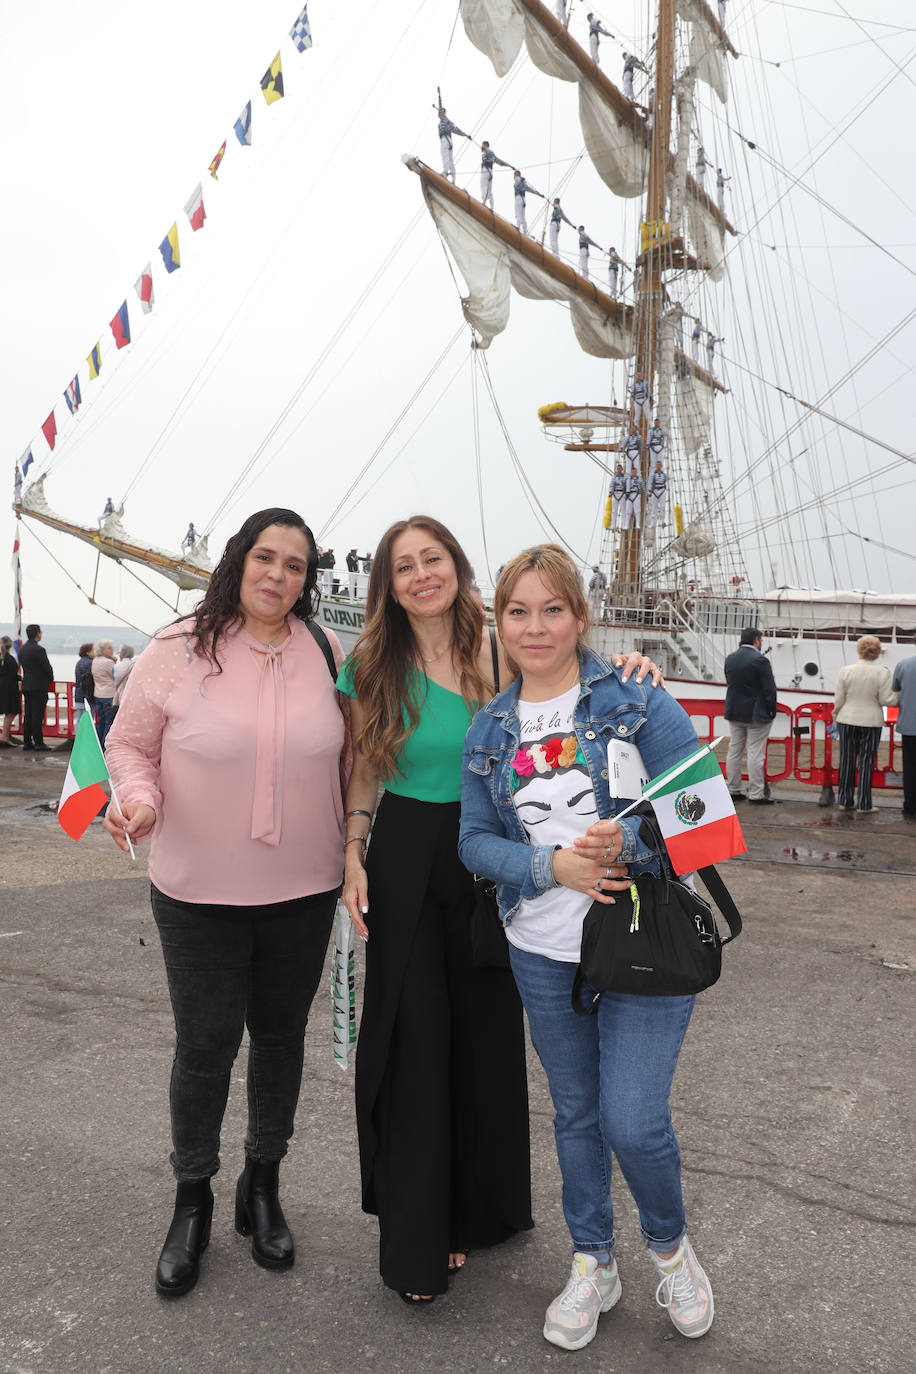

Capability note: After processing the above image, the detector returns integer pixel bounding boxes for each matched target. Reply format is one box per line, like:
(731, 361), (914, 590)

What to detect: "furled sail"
(407, 158), (635, 358)
(675, 360), (716, 456)
(686, 192), (726, 280)
(679, 0), (729, 104)
(459, 0), (647, 199)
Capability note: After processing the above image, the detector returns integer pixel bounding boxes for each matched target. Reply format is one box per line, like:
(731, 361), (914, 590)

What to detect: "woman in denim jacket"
(459, 545), (715, 1352)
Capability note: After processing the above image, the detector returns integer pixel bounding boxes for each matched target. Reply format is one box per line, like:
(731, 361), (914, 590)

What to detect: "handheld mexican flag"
(642, 740), (746, 874)
(57, 712), (110, 840)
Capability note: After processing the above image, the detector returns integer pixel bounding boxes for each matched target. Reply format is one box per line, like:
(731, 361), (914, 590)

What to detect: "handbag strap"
(695, 865), (742, 943)
(489, 626), (500, 693)
(306, 619), (338, 682)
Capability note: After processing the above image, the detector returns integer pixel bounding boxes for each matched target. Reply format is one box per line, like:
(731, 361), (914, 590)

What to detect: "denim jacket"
(458, 646), (699, 925)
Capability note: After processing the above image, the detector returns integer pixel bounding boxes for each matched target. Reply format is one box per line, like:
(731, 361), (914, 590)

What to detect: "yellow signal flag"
(261, 52), (284, 105)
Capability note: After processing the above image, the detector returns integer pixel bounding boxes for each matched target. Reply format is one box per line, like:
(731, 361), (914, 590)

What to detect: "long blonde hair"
(350, 516), (489, 779)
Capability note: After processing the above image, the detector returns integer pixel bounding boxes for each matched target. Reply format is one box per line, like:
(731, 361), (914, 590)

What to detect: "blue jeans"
(509, 945), (694, 1257)
(95, 698), (117, 747)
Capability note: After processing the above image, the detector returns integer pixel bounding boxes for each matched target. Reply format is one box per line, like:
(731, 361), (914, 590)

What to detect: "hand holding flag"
(59, 712), (138, 856)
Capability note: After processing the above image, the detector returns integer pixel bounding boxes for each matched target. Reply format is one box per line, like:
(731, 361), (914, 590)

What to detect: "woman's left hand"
(573, 818), (625, 864)
(612, 651), (665, 688)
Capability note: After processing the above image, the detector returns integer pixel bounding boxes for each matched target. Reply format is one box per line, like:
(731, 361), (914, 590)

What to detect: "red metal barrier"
(9, 683), (75, 742)
(678, 698), (793, 785)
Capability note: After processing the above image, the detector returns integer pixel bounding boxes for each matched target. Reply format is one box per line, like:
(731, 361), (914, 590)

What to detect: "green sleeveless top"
(336, 657), (474, 803)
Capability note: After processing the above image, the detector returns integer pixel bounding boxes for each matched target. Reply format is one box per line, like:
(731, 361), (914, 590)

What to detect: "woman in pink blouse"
(104, 508), (349, 1299)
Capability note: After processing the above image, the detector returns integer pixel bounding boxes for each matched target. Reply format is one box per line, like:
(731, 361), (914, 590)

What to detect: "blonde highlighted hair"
(494, 544), (590, 676)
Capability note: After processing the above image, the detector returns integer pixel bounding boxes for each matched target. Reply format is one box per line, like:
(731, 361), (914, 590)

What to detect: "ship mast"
(616, 0), (677, 596)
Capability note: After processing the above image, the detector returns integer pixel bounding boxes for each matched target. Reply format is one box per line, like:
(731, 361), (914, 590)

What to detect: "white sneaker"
(543, 1252), (622, 1351)
(652, 1235), (714, 1338)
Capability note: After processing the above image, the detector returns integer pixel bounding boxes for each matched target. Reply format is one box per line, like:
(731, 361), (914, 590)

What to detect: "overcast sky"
(2, 0), (914, 634)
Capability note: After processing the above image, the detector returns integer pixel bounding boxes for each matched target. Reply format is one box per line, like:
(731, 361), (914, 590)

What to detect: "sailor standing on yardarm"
(648, 418), (665, 457)
(631, 372), (651, 424)
(513, 170), (544, 234)
(577, 226), (603, 279)
(623, 463), (646, 530)
(610, 464), (627, 529)
(549, 198), (575, 255)
(438, 105), (469, 184)
(480, 141), (510, 210)
(607, 246), (623, 299)
(587, 13), (614, 65)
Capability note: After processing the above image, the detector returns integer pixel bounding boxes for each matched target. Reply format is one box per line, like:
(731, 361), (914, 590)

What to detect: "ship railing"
(595, 596), (726, 678)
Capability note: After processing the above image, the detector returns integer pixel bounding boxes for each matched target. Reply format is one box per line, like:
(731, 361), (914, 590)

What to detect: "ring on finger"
(605, 866), (612, 880)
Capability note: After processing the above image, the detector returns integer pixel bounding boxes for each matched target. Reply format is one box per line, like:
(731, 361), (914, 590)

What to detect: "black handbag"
(572, 804), (742, 1011)
(469, 875), (510, 969)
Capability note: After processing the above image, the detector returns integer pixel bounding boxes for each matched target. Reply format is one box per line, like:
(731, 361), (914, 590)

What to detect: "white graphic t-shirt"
(507, 683), (597, 962)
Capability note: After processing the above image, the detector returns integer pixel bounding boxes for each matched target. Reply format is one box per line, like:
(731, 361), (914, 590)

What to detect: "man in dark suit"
(724, 626), (777, 804)
(18, 623), (54, 751)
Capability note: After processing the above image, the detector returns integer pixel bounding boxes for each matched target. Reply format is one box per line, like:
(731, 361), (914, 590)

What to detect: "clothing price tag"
(607, 737), (650, 800)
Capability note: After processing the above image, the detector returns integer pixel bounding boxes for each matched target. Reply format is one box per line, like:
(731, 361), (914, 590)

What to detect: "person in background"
(103, 507), (349, 1299)
(346, 549), (360, 599)
(723, 626), (777, 803)
(0, 636), (22, 747)
(73, 642), (95, 728)
(892, 641), (916, 820)
(112, 644), (136, 711)
(91, 640), (118, 747)
(19, 624), (54, 752)
(833, 636), (898, 814)
(339, 515), (661, 1305)
(459, 545), (714, 1351)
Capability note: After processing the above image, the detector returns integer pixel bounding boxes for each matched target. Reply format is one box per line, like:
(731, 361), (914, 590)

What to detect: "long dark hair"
(181, 508), (318, 669)
(350, 515), (488, 779)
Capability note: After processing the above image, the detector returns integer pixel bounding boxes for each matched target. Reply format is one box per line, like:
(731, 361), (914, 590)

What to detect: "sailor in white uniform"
(555, 0), (568, 24)
(622, 51), (645, 101)
(610, 463), (627, 529)
(623, 424), (642, 470)
(718, 0), (727, 27)
(480, 141), (510, 209)
(706, 331), (723, 374)
(577, 226), (603, 278)
(438, 108), (469, 184)
(647, 419), (665, 457)
(623, 463), (645, 529)
(587, 13), (614, 65)
(647, 459), (668, 525)
(513, 171), (544, 234)
(716, 167), (730, 213)
(691, 318), (703, 362)
(607, 246), (623, 298)
(631, 372), (651, 424)
(548, 198), (575, 254)
(182, 522), (197, 550)
(695, 145), (710, 187)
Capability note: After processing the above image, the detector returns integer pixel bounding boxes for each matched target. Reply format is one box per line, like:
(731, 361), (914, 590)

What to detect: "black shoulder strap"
(306, 619), (337, 682)
(696, 865), (742, 943)
(489, 626), (500, 693)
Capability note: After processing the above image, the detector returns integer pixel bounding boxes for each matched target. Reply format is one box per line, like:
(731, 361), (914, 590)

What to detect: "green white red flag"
(57, 712), (110, 840)
(642, 741), (746, 874)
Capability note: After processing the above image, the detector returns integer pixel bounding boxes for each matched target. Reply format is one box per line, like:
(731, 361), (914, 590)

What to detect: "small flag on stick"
(640, 740), (746, 874)
(58, 712), (110, 841)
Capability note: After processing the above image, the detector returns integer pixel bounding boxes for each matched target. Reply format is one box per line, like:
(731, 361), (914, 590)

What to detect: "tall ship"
(10, 1), (913, 712)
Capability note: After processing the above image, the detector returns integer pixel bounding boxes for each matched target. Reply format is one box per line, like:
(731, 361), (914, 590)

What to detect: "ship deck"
(1, 747), (912, 1373)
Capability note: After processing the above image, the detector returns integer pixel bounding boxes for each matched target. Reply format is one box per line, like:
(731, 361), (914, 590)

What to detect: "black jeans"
(151, 884), (337, 1182)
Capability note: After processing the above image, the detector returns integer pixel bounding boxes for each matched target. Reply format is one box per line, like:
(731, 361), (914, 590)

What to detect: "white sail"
(421, 178), (635, 358)
(460, 0), (647, 199)
(686, 193), (726, 281)
(675, 364), (716, 456)
(459, 0), (524, 76)
(679, 0), (729, 104)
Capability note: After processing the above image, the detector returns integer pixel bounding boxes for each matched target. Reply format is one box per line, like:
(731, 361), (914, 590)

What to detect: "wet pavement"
(1, 744), (914, 1373)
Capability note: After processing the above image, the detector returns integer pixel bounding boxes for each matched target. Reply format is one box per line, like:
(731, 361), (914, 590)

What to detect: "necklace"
(420, 645), (451, 664)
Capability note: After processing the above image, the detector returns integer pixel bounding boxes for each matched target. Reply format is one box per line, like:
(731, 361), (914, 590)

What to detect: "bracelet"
(346, 809), (373, 821)
(345, 834), (368, 847)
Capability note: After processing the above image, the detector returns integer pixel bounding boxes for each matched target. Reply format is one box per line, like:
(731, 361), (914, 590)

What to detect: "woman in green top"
(339, 515), (656, 1304)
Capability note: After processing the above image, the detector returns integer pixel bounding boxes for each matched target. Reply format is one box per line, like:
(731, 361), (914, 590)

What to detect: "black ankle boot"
(234, 1158), (294, 1270)
(155, 1178), (214, 1297)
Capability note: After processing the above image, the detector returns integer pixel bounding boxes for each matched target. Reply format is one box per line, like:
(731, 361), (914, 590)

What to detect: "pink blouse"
(105, 616), (348, 905)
